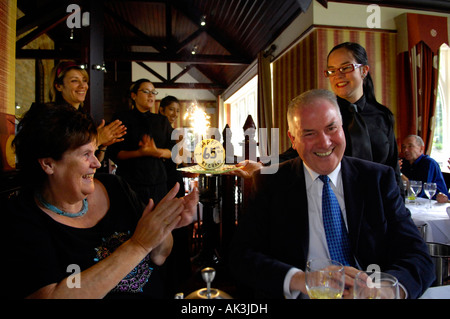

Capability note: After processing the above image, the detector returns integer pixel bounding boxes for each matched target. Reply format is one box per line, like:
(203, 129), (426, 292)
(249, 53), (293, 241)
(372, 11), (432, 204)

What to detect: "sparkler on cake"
(178, 103), (240, 174)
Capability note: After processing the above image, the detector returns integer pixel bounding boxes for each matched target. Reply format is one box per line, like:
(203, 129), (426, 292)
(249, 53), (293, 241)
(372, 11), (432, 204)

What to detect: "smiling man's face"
(288, 98), (346, 175)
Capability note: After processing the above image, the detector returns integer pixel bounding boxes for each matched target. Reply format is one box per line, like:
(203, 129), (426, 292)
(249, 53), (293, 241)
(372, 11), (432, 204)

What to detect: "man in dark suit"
(229, 89), (434, 299)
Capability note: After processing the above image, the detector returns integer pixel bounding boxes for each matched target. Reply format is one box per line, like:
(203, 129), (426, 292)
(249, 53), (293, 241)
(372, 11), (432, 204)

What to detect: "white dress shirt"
(283, 163), (407, 298)
(284, 163), (348, 299)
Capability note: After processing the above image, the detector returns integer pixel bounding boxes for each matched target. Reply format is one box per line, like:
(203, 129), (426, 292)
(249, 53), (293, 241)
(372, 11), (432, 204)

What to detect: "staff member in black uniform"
(325, 42), (401, 185)
(158, 95), (193, 296)
(158, 95), (185, 199)
(107, 79), (175, 205)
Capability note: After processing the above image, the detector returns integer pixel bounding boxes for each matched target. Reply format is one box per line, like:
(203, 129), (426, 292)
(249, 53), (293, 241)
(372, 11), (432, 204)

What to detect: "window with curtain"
(225, 76), (258, 158)
(431, 44), (450, 173)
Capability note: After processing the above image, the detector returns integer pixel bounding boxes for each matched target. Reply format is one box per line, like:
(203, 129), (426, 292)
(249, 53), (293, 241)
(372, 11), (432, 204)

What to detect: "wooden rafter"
(16, 5), (73, 49)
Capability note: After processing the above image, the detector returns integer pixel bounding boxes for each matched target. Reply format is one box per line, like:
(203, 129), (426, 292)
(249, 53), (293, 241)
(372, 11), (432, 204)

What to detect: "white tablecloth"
(420, 285), (450, 299)
(406, 197), (450, 244)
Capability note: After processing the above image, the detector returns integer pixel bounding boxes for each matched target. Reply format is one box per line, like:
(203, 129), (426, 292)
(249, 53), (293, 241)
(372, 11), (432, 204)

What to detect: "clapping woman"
(5, 103), (198, 298)
(50, 61), (127, 158)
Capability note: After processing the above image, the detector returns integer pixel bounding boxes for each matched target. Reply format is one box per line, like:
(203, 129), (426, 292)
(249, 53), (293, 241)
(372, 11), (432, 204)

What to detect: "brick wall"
(15, 9), (54, 118)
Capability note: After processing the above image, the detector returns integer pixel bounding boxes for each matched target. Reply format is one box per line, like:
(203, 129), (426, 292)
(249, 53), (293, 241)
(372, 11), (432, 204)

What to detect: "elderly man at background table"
(401, 135), (448, 203)
(229, 89), (434, 299)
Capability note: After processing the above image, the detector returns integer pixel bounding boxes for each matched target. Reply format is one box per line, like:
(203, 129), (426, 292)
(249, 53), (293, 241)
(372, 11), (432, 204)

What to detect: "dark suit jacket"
(229, 156), (434, 299)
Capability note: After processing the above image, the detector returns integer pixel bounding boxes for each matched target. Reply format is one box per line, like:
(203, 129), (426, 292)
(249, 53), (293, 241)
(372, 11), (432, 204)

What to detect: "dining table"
(406, 197), (450, 244)
(419, 285), (450, 299)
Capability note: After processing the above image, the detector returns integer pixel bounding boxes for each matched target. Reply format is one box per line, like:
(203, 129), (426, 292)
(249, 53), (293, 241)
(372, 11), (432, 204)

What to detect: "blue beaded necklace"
(35, 191), (88, 218)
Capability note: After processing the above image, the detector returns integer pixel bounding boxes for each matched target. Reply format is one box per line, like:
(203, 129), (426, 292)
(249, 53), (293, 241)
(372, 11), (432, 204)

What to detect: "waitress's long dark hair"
(327, 42), (377, 103)
(129, 78), (152, 109)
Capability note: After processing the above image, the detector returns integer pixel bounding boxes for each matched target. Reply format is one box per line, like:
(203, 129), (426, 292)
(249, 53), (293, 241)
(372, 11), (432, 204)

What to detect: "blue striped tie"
(319, 175), (353, 266)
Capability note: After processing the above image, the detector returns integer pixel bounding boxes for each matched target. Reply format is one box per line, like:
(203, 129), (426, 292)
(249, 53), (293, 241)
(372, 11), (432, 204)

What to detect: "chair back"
(427, 242), (450, 286)
(417, 224), (427, 239)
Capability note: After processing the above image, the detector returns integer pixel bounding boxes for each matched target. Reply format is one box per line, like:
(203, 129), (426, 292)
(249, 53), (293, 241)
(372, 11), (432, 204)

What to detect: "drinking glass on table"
(423, 182), (437, 209)
(409, 180), (423, 205)
(305, 259), (345, 299)
(401, 179), (410, 203)
(353, 271), (399, 299)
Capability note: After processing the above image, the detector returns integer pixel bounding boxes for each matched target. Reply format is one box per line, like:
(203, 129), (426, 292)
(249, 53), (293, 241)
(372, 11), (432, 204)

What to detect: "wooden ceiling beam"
(170, 0), (249, 59)
(16, 49), (251, 66)
(153, 82), (226, 90)
(170, 65), (194, 83)
(16, 2), (73, 37)
(16, 48), (80, 60)
(16, 10), (72, 49)
(136, 61), (166, 82)
(104, 5), (167, 52)
(316, 0), (328, 8)
(174, 28), (205, 54)
(111, 52), (251, 65)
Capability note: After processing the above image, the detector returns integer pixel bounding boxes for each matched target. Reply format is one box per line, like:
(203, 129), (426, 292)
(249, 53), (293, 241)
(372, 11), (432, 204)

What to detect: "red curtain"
(396, 13), (448, 154)
(396, 51), (414, 145)
(415, 43), (439, 153)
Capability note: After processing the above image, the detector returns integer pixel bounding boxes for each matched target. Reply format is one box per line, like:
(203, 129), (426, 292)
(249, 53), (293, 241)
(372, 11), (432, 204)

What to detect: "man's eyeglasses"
(138, 89), (158, 95)
(324, 63), (363, 78)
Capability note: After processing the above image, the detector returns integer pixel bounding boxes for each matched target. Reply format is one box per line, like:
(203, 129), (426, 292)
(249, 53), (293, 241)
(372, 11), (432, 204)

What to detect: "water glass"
(353, 271), (399, 299)
(423, 182), (437, 209)
(409, 180), (423, 205)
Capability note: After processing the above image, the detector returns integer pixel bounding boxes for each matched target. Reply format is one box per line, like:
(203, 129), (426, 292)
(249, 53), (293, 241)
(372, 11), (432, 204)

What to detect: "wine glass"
(305, 259), (345, 299)
(423, 182), (437, 209)
(353, 271), (399, 299)
(409, 180), (423, 205)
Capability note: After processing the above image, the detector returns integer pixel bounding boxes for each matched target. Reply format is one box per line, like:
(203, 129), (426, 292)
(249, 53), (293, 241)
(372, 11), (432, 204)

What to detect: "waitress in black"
(107, 79), (175, 205)
(325, 42), (401, 185)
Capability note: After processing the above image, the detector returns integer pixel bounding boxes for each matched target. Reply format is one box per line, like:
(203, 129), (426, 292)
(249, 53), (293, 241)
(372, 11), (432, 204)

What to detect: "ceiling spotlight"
(191, 45), (198, 55)
(92, 63), (107, 73)
(200, 15), (206, 27)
